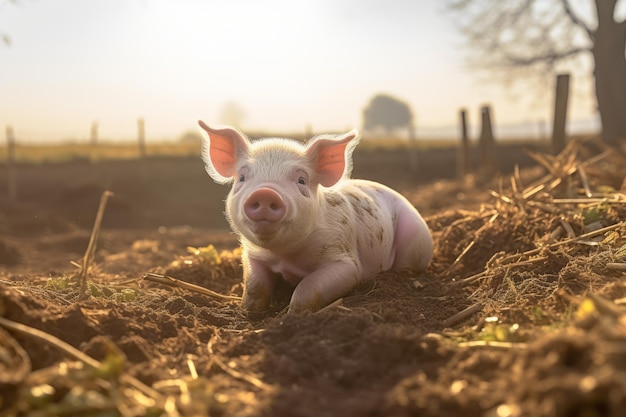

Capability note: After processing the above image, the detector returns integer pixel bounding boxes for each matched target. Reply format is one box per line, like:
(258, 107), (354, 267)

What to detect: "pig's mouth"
(242, 218), (296, 248)
(244, 219), (284, 241)
(249, 220), (279, 236)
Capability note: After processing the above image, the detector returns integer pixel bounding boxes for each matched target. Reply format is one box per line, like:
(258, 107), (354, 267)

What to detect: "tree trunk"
(592, 0), (626, 146)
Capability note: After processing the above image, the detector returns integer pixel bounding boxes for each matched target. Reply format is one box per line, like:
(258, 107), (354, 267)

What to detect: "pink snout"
(244, 188), (286, 223)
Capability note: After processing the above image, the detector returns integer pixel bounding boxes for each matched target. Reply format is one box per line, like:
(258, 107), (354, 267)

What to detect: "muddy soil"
(1, 141), (626, 416)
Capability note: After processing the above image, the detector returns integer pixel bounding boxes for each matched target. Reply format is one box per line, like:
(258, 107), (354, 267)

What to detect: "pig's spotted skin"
(324, 192), (344, 207)
(198, 121), (433, 313)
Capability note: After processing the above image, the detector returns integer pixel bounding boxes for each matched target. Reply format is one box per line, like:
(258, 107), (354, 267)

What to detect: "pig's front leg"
(289, 259), (360, 313)
(242, 256), (277, 313)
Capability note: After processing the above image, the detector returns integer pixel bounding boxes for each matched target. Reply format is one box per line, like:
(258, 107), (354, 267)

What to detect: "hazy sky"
(0, 0), (601, 142)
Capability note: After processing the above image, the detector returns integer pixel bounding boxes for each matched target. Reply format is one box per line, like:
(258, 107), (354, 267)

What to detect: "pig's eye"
(297, 176), (307, 185)
(238, 174), (246, 182)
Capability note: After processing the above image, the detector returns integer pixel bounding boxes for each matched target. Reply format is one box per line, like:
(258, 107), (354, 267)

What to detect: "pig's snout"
(244, 188), (286, 222)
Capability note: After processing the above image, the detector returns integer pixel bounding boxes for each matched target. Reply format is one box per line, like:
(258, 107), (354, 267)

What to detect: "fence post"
(90, 121), (99, 162)
(90, 121), (99, 146)
(457, 109), (470, 180)
(552, 73), (570, 154)
(137, 118), (146, 180)
(479, 105), (496, 174)
(408, 121), (419, 176)
(6, 126), (17, 204)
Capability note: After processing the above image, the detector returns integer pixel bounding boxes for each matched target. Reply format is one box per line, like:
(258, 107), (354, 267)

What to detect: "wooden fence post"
(479, 105), (496, 174)
(137, 118), (146, 180)
(90, 121), (99, 146)
(408, 121), (418, 176)
(457, 109), (470, 180)
(90, 121), (99, 162)
(552, 73), (570, 154)
(6, 126), (17, 204)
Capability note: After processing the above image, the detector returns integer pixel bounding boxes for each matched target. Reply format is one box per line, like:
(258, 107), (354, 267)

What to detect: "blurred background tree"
(219, 101), (246, 129)
(448, 0), (626, 146)
(362, 94), (416, 139)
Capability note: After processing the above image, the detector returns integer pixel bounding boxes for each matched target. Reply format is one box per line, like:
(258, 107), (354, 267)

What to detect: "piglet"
(198, 121), (433, 313)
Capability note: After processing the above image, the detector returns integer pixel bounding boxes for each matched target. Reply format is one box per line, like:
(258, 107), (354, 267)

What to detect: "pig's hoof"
(241, 296), (270, 315)
(287, 305), (315, 315)
(287, 299), (324, 314)
(288, 290), (325, 314)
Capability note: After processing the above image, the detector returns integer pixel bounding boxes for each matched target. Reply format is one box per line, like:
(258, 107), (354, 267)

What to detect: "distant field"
(0, 141), (202, 163)
(0, 135), (555, 163)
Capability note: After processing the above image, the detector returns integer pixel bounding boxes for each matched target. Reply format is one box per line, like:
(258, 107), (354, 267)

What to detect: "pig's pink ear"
(306, 130), (360, 187)
(198, 120), (250, 184)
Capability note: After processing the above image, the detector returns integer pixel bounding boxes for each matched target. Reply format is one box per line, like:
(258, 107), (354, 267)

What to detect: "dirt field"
(1, 140), (626, 417)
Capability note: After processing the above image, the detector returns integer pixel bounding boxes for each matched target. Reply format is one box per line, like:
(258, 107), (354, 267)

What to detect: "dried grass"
(432, 137), (626, 323)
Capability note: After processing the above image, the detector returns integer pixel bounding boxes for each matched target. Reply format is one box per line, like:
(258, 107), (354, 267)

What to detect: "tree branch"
(502, 46), (590, 68)
(561, 0), (594, 39)
(447, 0), (596, 85)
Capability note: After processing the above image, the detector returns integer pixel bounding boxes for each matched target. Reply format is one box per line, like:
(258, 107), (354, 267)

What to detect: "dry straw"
(440, 137), (626, 325)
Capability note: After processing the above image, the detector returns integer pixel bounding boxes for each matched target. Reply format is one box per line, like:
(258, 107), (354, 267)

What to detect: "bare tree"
(363, 94), (416, 139)
(449, 0), (626, 146)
